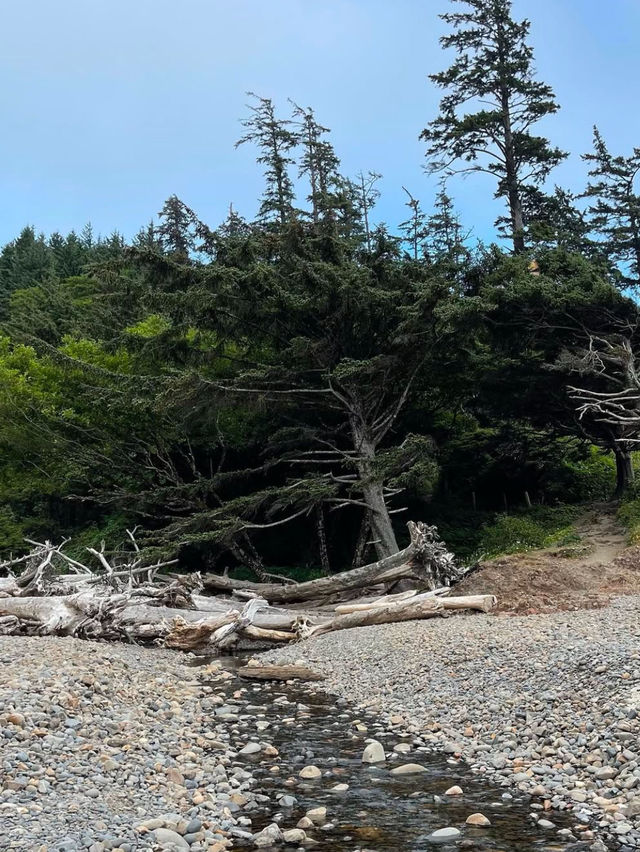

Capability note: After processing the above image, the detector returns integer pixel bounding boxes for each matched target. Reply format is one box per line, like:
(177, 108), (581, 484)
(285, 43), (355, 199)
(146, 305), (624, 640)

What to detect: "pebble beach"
(266, 595), (640, 850)
(2, 597), (640, 851)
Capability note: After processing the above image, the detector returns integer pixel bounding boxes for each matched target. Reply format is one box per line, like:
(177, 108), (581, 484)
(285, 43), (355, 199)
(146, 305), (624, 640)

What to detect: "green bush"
(545, 445), (616, 503)
(63, 514), (131, 563)
(473, 505), (582, 560)
(0, 505), (26, 556)
(618, 496), (640, 544)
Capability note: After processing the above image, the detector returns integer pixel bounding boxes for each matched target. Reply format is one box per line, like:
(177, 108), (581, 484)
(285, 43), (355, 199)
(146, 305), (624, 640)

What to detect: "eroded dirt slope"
(456, 505), (640, 613)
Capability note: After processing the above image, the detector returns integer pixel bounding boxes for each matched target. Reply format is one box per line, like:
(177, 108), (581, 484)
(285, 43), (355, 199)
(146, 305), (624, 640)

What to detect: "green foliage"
(426, 503), (582, 562)
(126, 314), (172, 339)
(547, 446), (617, 503)
(473, 506), (582, 560)
(63, 515), (131, 563)
(583, 128), (640, 288)
(1, 17), (639, 574)
(0, 506), (26, 556)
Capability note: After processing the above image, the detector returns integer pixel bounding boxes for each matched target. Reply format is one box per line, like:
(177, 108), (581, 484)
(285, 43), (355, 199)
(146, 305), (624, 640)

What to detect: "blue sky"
(2, 0), (640, 247)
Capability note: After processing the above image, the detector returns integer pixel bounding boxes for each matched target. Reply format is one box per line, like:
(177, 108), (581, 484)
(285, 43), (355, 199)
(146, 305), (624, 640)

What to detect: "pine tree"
(236, 94), (298, 226)
(0, 227), (53, 318)
(425, 188), (468, 265)
(290, 102), (341, 224)
(421, 0), (566, 253)
(350, 171), (381, 252)
(133, 220), (162, 252)
(582, 127), (640, 289)
(157, 196), (197, 260)
(80, 222), (94, 249)
(399, 188), (427, 261)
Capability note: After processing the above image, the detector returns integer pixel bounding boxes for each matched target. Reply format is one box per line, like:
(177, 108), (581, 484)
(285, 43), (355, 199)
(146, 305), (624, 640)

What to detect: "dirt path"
(573, 506), (629, 566)
(456, 504), (640, 613)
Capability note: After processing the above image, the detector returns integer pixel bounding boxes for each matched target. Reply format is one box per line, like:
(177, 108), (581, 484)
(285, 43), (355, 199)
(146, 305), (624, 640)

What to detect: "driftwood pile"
(0, 523), (496, 653)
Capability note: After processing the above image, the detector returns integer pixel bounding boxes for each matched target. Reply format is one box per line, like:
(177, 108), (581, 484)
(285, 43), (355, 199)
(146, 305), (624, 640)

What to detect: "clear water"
(200, 658), (587, 852)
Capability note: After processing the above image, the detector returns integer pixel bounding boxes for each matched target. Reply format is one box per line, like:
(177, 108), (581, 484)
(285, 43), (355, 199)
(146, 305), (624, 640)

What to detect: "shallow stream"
(200, 658), (584, 852)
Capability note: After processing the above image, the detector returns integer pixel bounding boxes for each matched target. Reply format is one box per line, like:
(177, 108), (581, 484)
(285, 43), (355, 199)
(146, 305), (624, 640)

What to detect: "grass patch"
(617, 495), (640, 544)
(473, 505), (583, 560)
(428, 502), (583, 562)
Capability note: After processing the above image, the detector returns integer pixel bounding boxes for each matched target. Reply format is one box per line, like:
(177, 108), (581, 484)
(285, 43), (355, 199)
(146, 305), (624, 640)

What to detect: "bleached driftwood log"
(237, 664), (325, 682)
(0, 524), (494, 652)
(304, 591), (497, 637)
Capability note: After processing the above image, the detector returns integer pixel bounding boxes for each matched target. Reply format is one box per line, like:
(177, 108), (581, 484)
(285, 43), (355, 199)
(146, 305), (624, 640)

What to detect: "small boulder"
(444, 785), (463, 796)
(465, 813), (491, 826)
(240, 742), (262, 756)
(165, 768), (185, 785)
(306, 806), (327, 825)
(299, 765), (322, 780)
(282, 828), (306, 844)
(427, 827), (461, 843)
(362, 740), (385, 764)
(253, 823), (284, 847)
(153, 828), (190, 850)
(390, 763), (428, 776)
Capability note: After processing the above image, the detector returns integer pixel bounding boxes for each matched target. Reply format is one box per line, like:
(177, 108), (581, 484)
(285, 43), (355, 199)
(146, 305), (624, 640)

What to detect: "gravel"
(0, 637), (255, 851)
(262, 594), (640, 850)
(5, 595), (640, 851)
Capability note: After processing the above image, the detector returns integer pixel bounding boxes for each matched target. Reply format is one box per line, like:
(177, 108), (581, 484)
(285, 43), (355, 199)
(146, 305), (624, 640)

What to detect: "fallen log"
(202, 522), (459, 603)
(440, 594), (497, 613)
(0, 528), (495, 652)
(334, 587), (447, 614)
(163, 614), (236, 650)
(306, 595), (444, 636)
(303, 592), (497, 637)
(237, 665), (325, 682)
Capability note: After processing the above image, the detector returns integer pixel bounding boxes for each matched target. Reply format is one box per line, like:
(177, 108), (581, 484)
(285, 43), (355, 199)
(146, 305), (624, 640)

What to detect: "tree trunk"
(203, 521), (453, 603)
(315, 505), (330, 574)
(498, 57), (524, 253)
(229, 536), (268, 582)
(361, 479), (399, 558)
(350, 418), (398, 559)
(352, 511), (371, 568)
(614, 447), (634, 497)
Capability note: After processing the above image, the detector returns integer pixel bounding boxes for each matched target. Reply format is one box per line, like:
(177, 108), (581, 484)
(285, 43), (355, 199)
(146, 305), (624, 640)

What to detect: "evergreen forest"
(3, 0), (640, 577)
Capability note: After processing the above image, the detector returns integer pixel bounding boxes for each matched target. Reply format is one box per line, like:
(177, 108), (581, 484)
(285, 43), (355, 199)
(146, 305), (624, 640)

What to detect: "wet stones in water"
(390, 763), (428, 775)
(362, 740), (386, 763)
(306, 806), (327, 825)
(282, 828), (307, 844)
(465, 812), (491, 826)
(253, 823), (284, 847)
(299, 765), (322, 779)
(427, 826), (462, 843)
